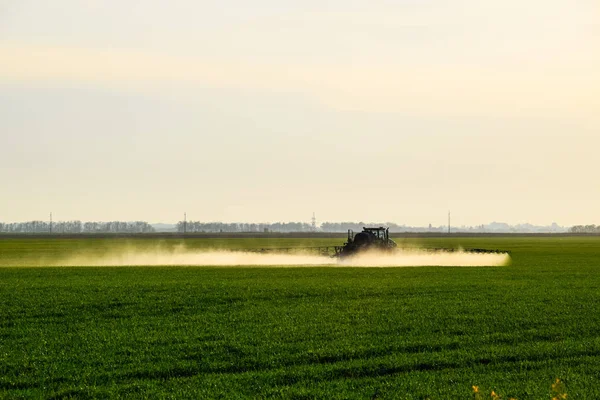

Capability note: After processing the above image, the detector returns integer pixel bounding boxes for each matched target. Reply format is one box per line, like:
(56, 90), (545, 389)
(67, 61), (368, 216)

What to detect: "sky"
(1, 0), (598, 226)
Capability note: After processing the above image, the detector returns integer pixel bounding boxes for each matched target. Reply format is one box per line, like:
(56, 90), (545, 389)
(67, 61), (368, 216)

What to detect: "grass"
(0, 236), (599, 398)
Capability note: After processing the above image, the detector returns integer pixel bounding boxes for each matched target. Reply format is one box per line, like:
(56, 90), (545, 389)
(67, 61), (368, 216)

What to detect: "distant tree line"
(320, 222), (446, 233)
(569, 225), (600, 233)
(177, 221), (314, 233)
(1, 219), (572, 234)
(175, 220), (568, 233)
(0, 221), (155, 234)
(176, 221), (447, 233)
(322, 222), (567, 233)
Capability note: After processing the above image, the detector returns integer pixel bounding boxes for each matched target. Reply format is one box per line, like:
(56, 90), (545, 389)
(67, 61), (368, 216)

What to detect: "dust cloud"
(49, 247), (510, 267)
(338, 250), (510, 267)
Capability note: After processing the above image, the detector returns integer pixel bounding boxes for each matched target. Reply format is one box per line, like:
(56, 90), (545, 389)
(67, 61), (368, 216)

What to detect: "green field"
(1, 236), (599, 399)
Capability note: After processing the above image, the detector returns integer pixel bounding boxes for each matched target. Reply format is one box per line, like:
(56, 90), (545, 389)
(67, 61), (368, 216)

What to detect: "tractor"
(334, 227), (397, 258)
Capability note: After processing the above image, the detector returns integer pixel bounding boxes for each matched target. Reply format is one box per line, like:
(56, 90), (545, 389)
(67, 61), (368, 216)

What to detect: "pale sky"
(1, 0), (598, 226)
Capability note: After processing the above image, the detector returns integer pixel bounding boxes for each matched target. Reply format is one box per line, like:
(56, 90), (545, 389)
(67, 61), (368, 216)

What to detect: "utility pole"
(448, 211), (451, 234)
(183, 212), (187, 235)
(49, 212), (53, 234)
(311, 212), (317, 232)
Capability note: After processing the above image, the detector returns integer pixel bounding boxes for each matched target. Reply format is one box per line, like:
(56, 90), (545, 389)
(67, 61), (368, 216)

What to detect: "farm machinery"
(236, 226), (509, 258)
(333, 227), (397, 258)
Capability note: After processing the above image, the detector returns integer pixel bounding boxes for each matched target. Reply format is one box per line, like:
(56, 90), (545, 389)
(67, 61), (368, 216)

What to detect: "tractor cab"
(363, 227), (390, 242)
